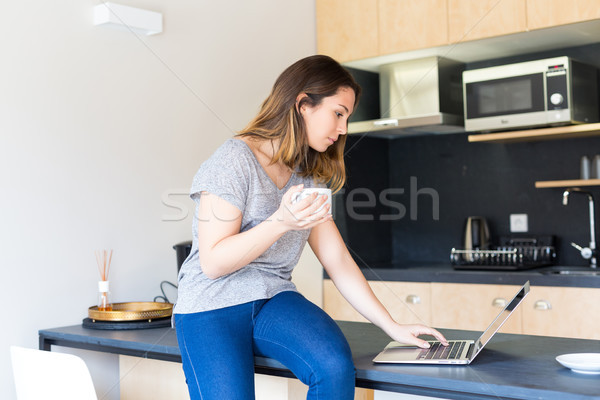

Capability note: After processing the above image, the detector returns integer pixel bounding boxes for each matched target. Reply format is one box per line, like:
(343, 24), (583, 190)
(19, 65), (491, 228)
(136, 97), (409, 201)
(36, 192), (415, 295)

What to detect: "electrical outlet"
(510, 214), (528, 233)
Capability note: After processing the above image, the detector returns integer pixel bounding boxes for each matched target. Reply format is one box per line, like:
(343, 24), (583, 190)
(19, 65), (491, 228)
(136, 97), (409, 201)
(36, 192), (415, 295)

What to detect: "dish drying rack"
(451, 236), (556, 270)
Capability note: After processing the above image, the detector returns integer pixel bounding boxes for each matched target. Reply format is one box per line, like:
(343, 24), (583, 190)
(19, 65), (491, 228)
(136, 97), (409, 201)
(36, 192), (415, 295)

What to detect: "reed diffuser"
(95, 249), (113, 311)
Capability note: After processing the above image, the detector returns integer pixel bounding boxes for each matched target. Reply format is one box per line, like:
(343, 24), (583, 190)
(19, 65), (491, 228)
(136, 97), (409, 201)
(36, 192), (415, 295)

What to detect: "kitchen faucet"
(562, 188), (597, 268)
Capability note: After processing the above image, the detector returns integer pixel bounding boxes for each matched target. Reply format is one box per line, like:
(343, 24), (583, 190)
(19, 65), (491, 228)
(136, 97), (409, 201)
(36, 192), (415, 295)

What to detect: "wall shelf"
(535, 179), (600, 188)
(468, 123), (600, 143)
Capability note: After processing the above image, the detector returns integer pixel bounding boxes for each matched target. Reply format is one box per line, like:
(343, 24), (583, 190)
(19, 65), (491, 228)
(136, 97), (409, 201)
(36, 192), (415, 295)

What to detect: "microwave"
(463, 56), (599, 132)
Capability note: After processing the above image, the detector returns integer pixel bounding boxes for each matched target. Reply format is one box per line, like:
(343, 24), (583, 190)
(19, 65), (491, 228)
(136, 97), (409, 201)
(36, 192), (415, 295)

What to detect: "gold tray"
(88, 302), (173, 322)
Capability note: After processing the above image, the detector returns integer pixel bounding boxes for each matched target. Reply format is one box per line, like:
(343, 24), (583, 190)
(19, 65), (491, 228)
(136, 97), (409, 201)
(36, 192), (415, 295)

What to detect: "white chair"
(10, 346), (97, 400)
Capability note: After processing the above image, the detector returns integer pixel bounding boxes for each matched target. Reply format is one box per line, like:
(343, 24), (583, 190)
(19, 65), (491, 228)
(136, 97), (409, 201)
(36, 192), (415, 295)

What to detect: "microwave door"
(465, 73), (546, 132)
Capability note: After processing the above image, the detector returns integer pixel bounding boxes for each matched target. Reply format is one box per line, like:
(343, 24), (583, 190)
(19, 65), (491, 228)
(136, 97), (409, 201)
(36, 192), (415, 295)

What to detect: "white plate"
(556, 353), (600, 375)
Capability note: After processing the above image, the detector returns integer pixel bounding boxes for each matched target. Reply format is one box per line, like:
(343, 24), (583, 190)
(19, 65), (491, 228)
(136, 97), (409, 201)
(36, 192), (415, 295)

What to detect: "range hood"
(348, 56), (465, 136)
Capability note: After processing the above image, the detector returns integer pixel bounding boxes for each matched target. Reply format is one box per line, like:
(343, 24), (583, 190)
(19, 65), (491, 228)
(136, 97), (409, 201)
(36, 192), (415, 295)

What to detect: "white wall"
(0, 1), (317, 398)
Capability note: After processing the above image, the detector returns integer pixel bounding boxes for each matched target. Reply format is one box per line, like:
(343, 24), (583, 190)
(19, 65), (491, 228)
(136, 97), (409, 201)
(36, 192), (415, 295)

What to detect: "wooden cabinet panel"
(448, 0), (527, 43)
(324, 279), (368, 322)
(120, 356), (189, 400)
(527, 0), (600, 30)
(378, 0), (448, 54)
(326, 279), (600, 340)
(522, 286), (600, 339)
(119, 356), (368, 400)
(323, 280), (431, 325)
(316, 0), (379, 62)
(369, 281), (432, 325)
(431, 283), (523, 334)
(316, 0), (599, 64)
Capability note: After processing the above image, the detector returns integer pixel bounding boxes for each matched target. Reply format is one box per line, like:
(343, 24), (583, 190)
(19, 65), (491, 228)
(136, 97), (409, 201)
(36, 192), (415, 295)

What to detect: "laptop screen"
(470, 281), (530, 359)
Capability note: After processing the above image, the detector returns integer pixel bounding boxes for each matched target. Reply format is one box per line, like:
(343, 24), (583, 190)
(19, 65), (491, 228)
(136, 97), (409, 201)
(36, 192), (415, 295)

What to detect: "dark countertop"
(330, 264), (600, 288)
(39, 322), (600, 399)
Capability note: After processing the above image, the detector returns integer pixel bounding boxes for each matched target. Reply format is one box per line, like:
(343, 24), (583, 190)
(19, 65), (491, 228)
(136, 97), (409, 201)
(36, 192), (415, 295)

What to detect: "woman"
(174, 55), (447, 400)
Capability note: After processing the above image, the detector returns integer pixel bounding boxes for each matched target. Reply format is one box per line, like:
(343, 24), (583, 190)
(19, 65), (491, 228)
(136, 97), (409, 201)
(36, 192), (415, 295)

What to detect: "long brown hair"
(238, 55), (361, 193)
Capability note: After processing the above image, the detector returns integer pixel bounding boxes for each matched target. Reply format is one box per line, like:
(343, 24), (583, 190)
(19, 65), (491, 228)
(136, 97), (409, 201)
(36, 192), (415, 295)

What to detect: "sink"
(547, 270), (600, 276)
(539, 266), (600, 276)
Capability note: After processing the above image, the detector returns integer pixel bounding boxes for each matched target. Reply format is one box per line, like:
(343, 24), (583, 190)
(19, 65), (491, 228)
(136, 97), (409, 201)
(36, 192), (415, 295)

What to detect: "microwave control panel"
(545, 64), (568, 110)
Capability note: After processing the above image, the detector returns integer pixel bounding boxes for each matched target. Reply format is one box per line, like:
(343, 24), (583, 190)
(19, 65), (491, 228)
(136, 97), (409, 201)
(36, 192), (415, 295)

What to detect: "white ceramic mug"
(291, 188), (332, 215)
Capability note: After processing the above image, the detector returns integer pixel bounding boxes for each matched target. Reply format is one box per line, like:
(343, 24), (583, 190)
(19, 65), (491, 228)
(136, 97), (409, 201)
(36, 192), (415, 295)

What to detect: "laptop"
(373, 281), (530, 365)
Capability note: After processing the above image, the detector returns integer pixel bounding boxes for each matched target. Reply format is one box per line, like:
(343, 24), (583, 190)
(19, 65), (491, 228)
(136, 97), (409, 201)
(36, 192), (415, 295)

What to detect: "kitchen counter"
(39, 322), (600, 399)
(332, 264), (600, 288)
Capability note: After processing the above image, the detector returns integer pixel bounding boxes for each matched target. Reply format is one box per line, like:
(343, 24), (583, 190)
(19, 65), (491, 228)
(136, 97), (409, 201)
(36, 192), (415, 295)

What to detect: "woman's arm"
(197, 184), (331, 279)
(308, 220), (448, 348)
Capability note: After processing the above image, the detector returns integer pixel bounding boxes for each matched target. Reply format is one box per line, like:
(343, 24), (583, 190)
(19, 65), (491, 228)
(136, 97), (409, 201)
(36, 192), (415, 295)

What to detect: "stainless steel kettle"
(463, 216), (490, 251)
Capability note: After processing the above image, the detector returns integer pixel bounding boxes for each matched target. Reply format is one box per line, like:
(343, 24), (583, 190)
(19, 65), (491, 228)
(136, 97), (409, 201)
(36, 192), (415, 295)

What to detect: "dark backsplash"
(336, 133), (600, 268)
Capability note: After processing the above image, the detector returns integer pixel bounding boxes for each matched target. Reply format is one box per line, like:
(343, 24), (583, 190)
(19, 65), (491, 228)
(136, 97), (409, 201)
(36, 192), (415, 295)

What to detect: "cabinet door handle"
(373, 118), (399, 127)
(492, 298), (507, 308)
(405, 295), (421, 304)
(534, 300), (552, 311)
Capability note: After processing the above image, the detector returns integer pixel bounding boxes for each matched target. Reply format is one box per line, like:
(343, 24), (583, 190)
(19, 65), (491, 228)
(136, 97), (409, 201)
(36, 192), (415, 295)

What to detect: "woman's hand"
(274, 184), (332, 231)
(385, 323), (449, 349)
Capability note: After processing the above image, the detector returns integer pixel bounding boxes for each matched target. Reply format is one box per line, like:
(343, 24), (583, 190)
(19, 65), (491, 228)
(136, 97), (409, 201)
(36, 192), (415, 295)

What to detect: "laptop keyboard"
(419, 341), (467, 360)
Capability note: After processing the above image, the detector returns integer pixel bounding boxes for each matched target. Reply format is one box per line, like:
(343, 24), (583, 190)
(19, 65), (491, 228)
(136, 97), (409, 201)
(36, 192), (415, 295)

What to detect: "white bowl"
(556, 353), (600, 375)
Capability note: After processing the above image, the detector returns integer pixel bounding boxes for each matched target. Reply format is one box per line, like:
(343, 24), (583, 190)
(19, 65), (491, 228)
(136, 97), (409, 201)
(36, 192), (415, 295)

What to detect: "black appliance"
(173, 240), (192, 273)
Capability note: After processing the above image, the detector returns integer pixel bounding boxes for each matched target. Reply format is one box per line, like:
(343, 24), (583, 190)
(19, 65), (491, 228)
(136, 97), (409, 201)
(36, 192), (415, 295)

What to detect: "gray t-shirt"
(174, 138), (321, 313)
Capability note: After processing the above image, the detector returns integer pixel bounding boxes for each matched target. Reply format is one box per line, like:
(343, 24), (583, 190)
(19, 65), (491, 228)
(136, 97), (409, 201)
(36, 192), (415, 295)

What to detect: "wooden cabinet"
(119, 356), (327, 400)
(317, 0), (448, 61)
(120, 356), (189, 400)
(323, 279), (432, 325)
(316, 0), (600, 64)
(527, 0), (600, 30)
(324, 280), (600, 340)
(324, 279), (367, 322)
(430, 283), (523, 334)
(324, 280), (523, 334)
(448, 0), (527, 43)
(378, 0), (448, 55)
(316, 0), (379, 63)
(431, 283), (600, 339)
(522, 285), (600, 340)
(371, 280), (432, 325)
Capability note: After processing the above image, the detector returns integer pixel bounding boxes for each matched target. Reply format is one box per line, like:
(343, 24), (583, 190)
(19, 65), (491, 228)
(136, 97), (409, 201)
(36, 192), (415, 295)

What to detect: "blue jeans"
(174, 291), (355, 400)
